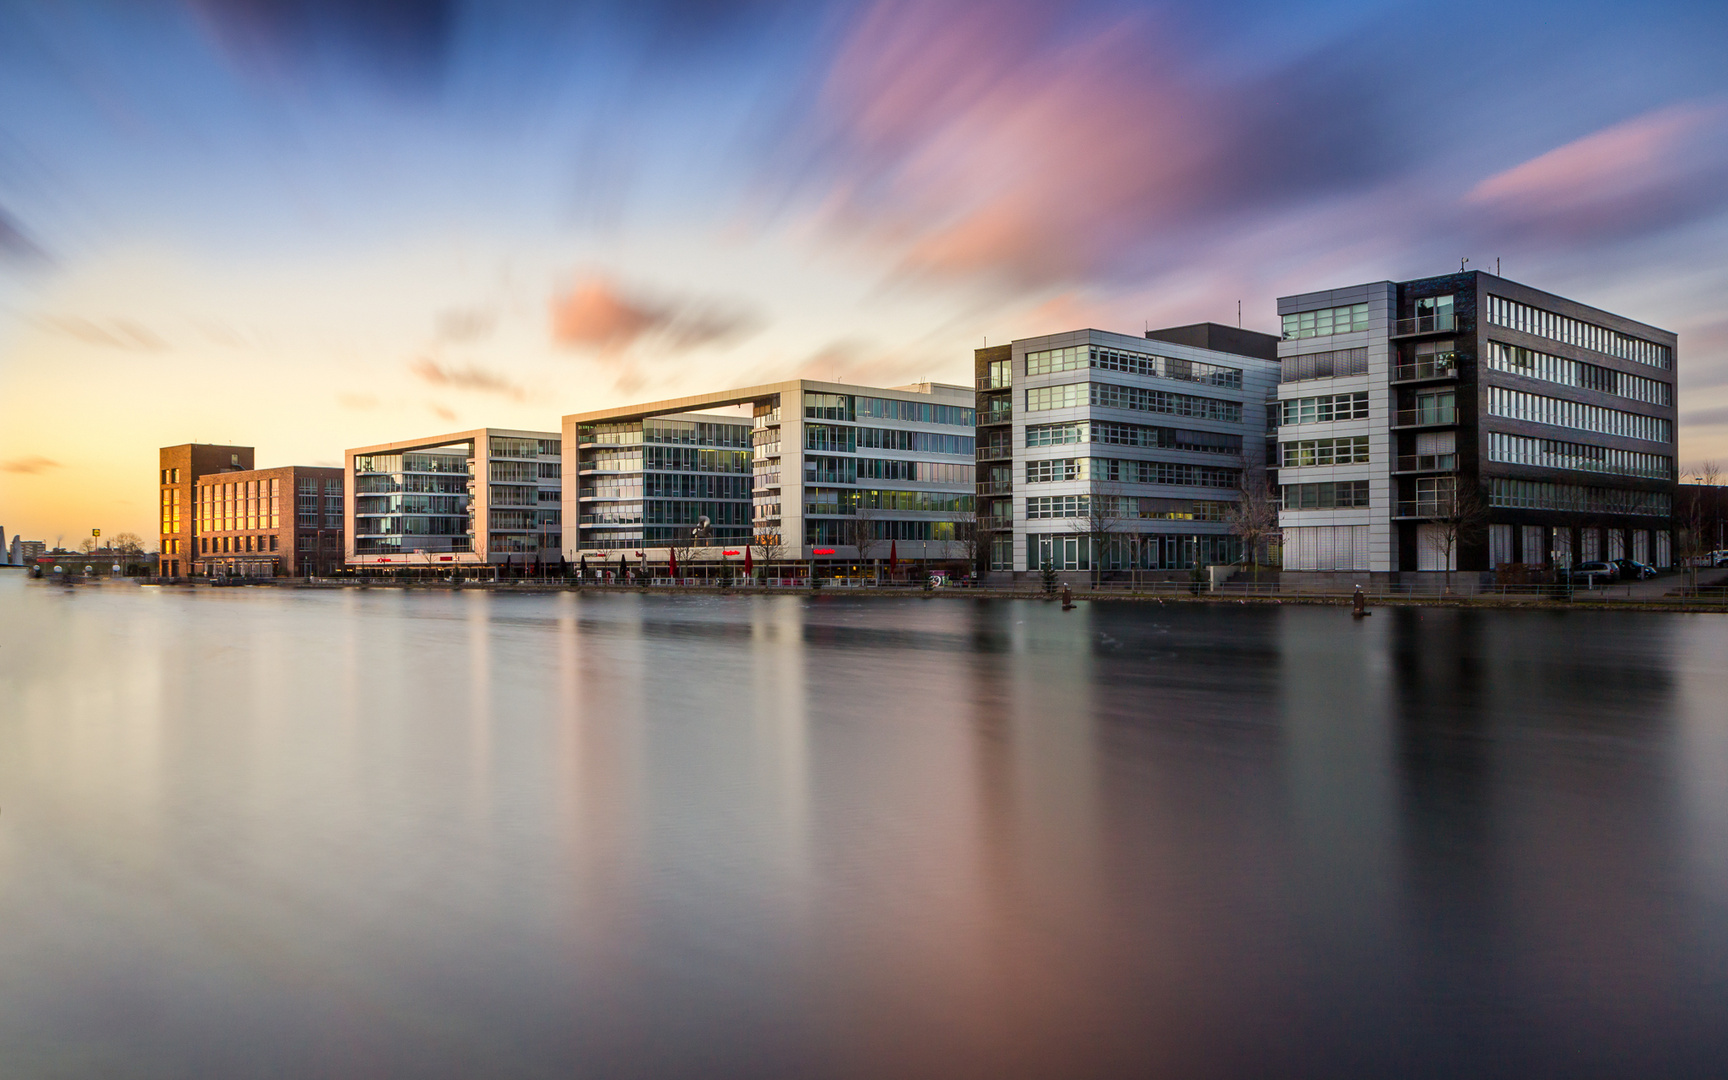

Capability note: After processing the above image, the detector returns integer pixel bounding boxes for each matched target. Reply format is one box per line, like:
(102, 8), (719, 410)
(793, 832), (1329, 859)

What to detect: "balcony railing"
(1394, 407), (1458, 426)
(976, 375), (1012, 391)
(980, 406), (1013, 425)
(977, 446), (1013, 462)
(1394, 454), (1457, 472)
(977, 480), (1014, 496)
(1392, 359), (1458, 381)
(977, 515), (1013, 532)
(1392, 312), (1457, 336)
(1395, 499), (1455, 519)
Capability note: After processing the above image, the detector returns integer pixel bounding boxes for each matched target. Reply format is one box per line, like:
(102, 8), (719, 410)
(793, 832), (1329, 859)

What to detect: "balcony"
(979, 406), (1013, 426)
(976, 375), (1012, 391)
(1393, 406), (1458, 427)
(977, 480), (1014, 496)
(976, 446), (1013, 462)
(1392, 359), (1458, 382)
(1395, 499), (1454, 519)
(1392, 312), (1458, 337)
(1394, 454), (1457, 473)
(977, 515), (1013, 533)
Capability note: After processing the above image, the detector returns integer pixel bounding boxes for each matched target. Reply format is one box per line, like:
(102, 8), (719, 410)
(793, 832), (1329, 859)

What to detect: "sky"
(3, 0), (1728, 545)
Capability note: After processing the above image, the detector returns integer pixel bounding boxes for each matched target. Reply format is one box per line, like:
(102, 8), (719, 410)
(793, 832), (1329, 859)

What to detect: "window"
(855, 397), (974, 426)
(1281, 481), (1371, 510)
(804, 424), (857, 453)
(854, 428), (973, 455)
(1280, 347), (1370, 382)
(1024, 421), (1241, 455)
(1281, 392), (1369, 425)
(1412, 391), (1456, 425)
(1282, 303), (1369, 339)
(537, 439), (561, 457)
(1026, 495), (1090, 519)
(803, 392), (854, 421)
(1026, 458), (1084, 483)
(1414, 476), (1456, 516)
(269, 535), (278, 552)
(1396, 340), (1458, 380)
(1280, 437), (1370, 467)
(1025, 383), (1088, 411)
(985, 359), (1012, 389)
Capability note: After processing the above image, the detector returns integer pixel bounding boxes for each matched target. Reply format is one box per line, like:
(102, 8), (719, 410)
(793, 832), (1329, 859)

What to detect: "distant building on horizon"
(343, 428), (561, 570)
(10, 537), (47, 564)
(973, 323), (1282, 581)
(562, 379), (976, 567)
(1274, 271), (1678, 574)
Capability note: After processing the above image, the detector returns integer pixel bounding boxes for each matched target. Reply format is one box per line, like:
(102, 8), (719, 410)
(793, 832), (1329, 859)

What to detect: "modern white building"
(344, 427), (562, 570)
(563, 379), (976, 567)
(973, 323), (1282, 581)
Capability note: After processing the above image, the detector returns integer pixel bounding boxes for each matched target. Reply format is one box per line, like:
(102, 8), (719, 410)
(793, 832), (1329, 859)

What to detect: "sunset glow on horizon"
(4, 0), (1728, 542)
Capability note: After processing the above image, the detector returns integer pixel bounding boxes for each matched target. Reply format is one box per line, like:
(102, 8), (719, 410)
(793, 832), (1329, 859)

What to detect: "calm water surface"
(2, 572), (1727, 1078)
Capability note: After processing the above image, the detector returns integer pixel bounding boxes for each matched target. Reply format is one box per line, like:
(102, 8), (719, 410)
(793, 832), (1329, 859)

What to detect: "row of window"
(803, 392), (975, 427)
(1282, 303), (1370, 340)
(490, 438), (560, 459)
(857, 459), (973, 484)
(354, 452), (468, 475)
(803, 489), (975, 515)
(1023, 458), (1241, 489)
(1281, 436), (1371, 468)
(488, 509), (562, 530)
(354, 516), (469, 536)
(1023, 533), (1241, 571)
(1024, 420), (1242, 455)
(1281, 392), (1369, 426)
(355, 473), (466, 494)
(356, 495), (466, 516)
(1487, 432), (1673, 480)
(1488, 478), (1672, 517)
(1487, 387), (1672, 444)
(1485, 342), (1671, 405)
(643, 419), (751, 448)
(1281, 346), (1369, 383)
(642, 473), (752, 499)
(645, 446), (752, 474)
(1024, 495), (1234, 521)
(1023, 344), (1243, 389)
(1025, 382), (1243, 423)
(1484, 295), (1671, 369)
(1281, 481), (1371, 510)
(805, 519), (960, 544)
(200, 534), (279, 554)
(295, 478), (343, 495)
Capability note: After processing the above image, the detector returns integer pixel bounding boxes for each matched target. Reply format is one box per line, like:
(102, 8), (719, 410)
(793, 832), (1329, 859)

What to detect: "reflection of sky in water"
(1, 575), (1725, 1077)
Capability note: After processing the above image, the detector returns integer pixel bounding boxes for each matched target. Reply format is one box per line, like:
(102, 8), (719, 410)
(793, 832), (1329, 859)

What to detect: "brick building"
(158, 443), (254, 577)
(192, 465), (345, 577)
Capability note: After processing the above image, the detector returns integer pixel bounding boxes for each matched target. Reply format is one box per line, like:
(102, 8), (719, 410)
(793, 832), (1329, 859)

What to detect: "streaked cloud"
(409, 357), (525, 400)
(550, 275), (760, 355)
(2, 456), (62, 475)
(42, 318), (167, 351)
(1467, 101), (1728, 243)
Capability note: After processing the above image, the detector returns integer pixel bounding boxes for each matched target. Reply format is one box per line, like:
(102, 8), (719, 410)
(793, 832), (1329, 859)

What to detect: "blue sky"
(3, 0), (1728, 540)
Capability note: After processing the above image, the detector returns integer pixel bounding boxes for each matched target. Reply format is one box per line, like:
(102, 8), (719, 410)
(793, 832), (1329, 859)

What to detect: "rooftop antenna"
(1496, 257), (1501, 276)
(1461, 257), (1470, 273)
(1237, 300), (1242, 328)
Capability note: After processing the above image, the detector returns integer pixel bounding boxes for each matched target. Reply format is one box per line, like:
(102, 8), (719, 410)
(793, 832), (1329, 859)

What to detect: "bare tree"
(1075, 482), (1129, 589)
(1225, 465), (1280, 583)
(752, 530), (788, 583)
(1430, 477), (1490, 594)
(79, 536), (97, 554)
(1679, 459), (1720, 590)
(954, 512), (987, 581)
(111, 531), (144, 555)
(841, 504), (880, 579)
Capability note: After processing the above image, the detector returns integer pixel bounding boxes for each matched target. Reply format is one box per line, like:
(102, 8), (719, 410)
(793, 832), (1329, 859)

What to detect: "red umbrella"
(668, 547), (679, 579)
(744, 547), (754, 575)
(889, 539), (898, 569)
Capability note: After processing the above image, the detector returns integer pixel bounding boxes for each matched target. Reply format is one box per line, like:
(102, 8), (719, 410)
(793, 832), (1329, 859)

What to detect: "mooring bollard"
(1061, 583), (1074, 611)
(1352, 585), (1371, 618)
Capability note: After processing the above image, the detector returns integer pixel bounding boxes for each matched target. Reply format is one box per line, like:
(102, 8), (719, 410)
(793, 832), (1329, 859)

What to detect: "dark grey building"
(1276, 272), (1677, 574)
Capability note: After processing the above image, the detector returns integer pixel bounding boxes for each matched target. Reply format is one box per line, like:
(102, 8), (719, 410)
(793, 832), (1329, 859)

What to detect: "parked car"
(1710, 550), (1728, 568)
(1567, 561), (1619, 588)
(1611, 558), (1657, 581)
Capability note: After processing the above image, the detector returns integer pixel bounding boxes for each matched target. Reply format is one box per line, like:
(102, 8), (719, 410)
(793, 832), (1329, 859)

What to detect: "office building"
(192, 465), (345, 577)
(974, 325), (1281, 579)
(1275, 272), (1678, 574)
(345, 428), (561, 570)
(158, 443), (254, 577)
(563, 380), (976, 566)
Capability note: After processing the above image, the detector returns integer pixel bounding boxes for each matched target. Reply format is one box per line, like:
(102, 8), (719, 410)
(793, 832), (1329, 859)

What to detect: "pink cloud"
(409, 357), (526, 400)
(1466, 101), (1728, 239)
(550, 275), (759, 356)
